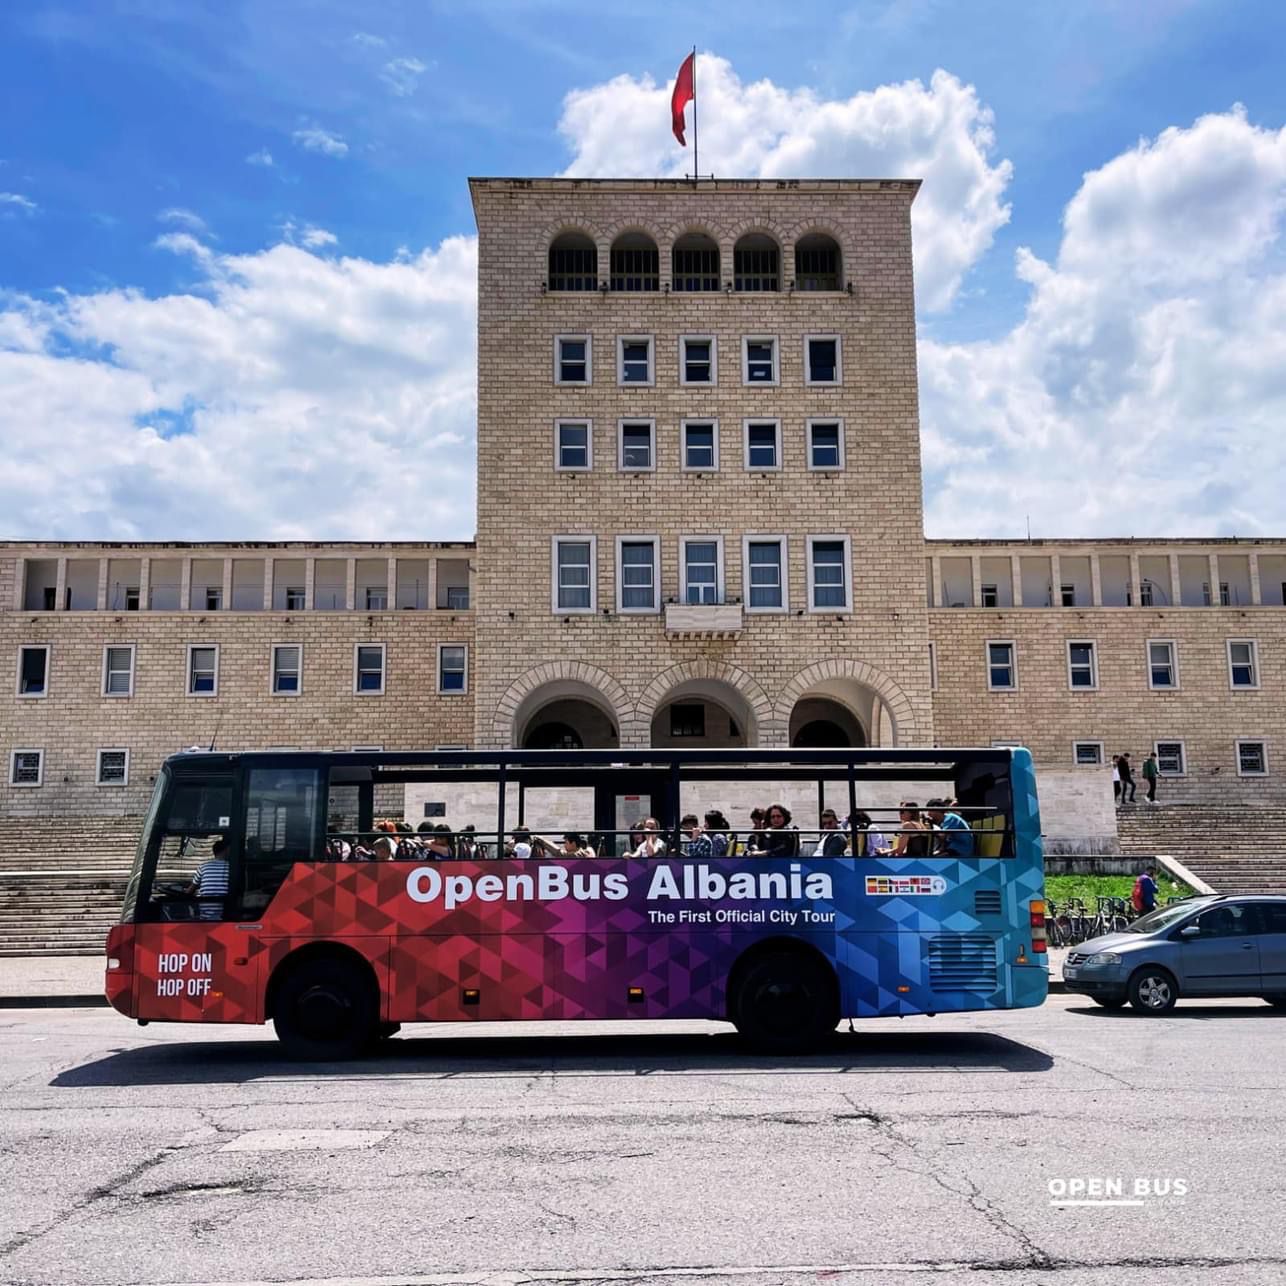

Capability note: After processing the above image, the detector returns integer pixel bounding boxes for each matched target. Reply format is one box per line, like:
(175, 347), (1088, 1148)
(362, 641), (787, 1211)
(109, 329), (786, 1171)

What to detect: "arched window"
(794, 232), (841, 291)
(610, 231), (659, 292)
(734, 233), (779, 292)
(672, 231), (720, 292)
(547, 232), (597, 291)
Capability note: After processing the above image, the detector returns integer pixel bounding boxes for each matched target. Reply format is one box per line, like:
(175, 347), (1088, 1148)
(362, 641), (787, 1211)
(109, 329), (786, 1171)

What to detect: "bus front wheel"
(273, 955), (378, 1060)
(732, 950), (839, 1053)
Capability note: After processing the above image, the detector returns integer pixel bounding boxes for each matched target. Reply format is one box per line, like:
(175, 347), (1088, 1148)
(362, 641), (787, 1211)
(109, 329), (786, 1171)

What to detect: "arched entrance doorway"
(648, 678), (756, 748)
(789, 695), (868, 748)
(514, 682), (620, 750)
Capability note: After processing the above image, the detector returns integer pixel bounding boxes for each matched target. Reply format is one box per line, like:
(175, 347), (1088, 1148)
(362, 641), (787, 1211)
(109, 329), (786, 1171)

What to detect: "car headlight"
(1083, 952), (1121, 967)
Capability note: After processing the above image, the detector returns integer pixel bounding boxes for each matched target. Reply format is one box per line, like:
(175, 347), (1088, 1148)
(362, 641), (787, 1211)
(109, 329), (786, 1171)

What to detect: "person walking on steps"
(1119, 752), (1137, 804)
(1142, 751), (1160, 805)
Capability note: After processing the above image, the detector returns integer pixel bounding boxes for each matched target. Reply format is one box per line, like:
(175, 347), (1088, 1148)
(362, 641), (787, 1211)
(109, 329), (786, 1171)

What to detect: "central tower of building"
(469, 178), (932, 751)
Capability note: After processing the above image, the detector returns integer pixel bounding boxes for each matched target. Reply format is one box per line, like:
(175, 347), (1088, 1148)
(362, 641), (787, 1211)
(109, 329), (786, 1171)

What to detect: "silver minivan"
(1062, 895), (1286, 1012)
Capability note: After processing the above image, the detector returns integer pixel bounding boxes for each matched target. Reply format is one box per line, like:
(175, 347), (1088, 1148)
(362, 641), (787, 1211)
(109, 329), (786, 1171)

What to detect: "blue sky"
(3, 0), (1286, 539)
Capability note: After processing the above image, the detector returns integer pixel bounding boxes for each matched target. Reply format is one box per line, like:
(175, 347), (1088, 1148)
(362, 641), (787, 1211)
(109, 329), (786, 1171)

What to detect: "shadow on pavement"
(52, 1027), (1053, 1088)
(1065, 1002), (1285, 1021)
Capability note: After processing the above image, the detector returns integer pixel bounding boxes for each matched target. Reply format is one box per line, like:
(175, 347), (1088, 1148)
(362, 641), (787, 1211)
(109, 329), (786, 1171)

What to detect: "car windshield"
(1126, 898), (1214, 933)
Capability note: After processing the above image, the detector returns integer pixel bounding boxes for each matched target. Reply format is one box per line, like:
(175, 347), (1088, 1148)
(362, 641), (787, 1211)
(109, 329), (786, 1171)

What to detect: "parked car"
(1062, 895), (1286, 1013)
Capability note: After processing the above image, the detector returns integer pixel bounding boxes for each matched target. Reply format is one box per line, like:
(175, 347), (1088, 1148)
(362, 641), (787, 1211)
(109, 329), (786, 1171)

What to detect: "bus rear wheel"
(732, 950), (839, 1053)
(273, 955), (378, 1060)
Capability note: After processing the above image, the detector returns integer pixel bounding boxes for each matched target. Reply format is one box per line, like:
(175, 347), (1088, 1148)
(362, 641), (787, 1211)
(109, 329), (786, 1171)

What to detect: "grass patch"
(1045, 872), (1195, 906)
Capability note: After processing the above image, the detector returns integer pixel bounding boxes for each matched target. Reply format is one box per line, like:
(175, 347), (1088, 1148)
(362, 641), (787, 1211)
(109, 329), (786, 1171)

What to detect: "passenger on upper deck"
(372, 835), (398, 861)
(425, 825), (454, 860)
(628, 818), (668, 858)
(926, 799), (975, 857)
(561, 833), (597, 858)
(811, 809), (847, 858)
(680, 815), (713, 858)
(763, 804), (800, 858)
(703, 810), (731, 858)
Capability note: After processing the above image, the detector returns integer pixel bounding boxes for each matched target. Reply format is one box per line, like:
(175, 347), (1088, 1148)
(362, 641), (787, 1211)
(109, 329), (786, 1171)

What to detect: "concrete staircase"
(1117, 804), (1286, 894)
(0, 817), (141, 957)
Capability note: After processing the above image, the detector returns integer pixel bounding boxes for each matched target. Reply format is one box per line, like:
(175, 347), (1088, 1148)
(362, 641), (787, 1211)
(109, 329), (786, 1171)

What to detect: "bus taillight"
(1029, 899), (1047, 954)
(105, 924), (134, 972)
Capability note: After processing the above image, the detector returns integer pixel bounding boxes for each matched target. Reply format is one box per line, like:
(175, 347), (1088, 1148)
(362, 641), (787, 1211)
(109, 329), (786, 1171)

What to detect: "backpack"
(1131, 876), (1145, 913)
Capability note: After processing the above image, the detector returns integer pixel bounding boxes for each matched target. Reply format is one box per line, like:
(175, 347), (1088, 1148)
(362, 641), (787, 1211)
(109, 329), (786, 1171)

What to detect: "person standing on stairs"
(1142, 751), (1160, 805)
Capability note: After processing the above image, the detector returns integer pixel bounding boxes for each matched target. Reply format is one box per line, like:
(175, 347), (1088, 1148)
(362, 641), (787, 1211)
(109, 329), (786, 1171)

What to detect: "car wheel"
(1128, 967), (1178, 1014)
(273, 955), (378, 1060)
(1090, 995), (1127, 1009)
(733, 951), (839, 1052)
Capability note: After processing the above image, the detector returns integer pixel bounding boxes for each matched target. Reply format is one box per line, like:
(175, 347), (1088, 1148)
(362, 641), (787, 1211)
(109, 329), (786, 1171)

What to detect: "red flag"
(671, 52), (694, 145)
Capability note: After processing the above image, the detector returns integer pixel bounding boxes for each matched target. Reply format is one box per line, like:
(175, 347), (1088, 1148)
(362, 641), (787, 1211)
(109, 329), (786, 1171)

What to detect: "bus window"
(241, 767), (323, 913)
(135, 774), (235, 922)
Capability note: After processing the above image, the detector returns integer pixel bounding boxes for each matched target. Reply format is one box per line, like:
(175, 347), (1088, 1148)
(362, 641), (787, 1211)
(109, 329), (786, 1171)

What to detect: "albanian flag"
(671, 52), (695, 145)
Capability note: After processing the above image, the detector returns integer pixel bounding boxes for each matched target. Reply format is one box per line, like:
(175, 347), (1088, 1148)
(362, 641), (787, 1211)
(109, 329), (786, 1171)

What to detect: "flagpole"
(691, 46), (698, 183)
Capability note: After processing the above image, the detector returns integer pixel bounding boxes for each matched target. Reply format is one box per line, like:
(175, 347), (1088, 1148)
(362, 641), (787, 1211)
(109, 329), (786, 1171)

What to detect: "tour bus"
(105, 747), (1047, 1058)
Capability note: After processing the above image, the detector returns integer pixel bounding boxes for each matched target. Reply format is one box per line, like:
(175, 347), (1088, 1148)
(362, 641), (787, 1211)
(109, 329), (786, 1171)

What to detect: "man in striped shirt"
(187, 838), (231, 921)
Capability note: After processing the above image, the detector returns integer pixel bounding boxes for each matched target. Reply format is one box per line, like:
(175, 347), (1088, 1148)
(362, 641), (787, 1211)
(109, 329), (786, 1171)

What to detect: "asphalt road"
(1, 996), (1283, 1286)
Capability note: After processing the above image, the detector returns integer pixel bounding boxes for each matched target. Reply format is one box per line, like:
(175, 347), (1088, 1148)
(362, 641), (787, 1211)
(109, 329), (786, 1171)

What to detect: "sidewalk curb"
(0, 994), (109, 1009)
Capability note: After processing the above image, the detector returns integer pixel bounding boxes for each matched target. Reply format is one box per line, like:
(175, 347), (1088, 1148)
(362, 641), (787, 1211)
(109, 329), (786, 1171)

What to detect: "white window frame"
(741, 335), (779, 386)
(679, 334), (717, 386)
(981, 584), (999, 608)
(742, 535), (788, 614)
(551, 535), (597, 614)
(679, 535), (725, 606)
(101, 644), (136, 698)
(743, 418), (782, 472)
(1236, 739), (1268, 777)
(1147, 638), (1178, 690)
(681, 419), (720, 473)
(803, 333), (842, 386)
(1066, 640), (1099, 691)
(617, 419), (656, 473)
(805, 418), (845, 472)
(16, 644), (50, 699)
(353, 642), (387, 696)
(96, 747), (130, 787)
(436, 643), (468, 695)
(615, 534), (660, 614)
(1155, 740), (1186, 777)
(806, 535), (852, 613)
(1072, 740), (1104, 767)
(1227, 639), (1260, 690)
(9, 749), (43, 788)
(186, 643), (219, 697)
(270, 642), (303, 697)
(986, 639), (1017, 691)
(928, 642), (938, 691)
(616, 334), (654, 387)
(554, 419), (593, 472)
(554, 333), (592, 386)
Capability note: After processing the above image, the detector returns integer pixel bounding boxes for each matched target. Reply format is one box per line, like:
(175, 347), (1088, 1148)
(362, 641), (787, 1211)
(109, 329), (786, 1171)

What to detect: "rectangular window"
(670, 703), (705, 738)
(96, 748), (129, 786)
(1068, 641), (1098, 689)
(742, 337), (778, 385)
(618, 538), (659, 612)
(1139, 581), (1154, 607)
(1060, 584), (1076, 607)
(987, 641), (1016, 690)
(553, 538), (595, 612)
(981, 584), (999, 609)
(746, 539), (785, 611)
(10, 749), (43, 787)
(806, 420), (843, 470)
(680, 336), (715, 385)
(617, 335), (654, 386)
(682, 421), (717, 471)
(1228, 639), (1259, 688)
(272, 644), (302, 695)
(744, 420), (781, 470)
(1203, 581), (1231, 606)
(354, 643), (386, 695)
(438, 645), (467, 693)
(928, 642), (938, 691)
(804, 335), (841, 385)
(284, 586), (306, 611)
(1156, 740), (1186, 776)
(187, 645), (218, 696)
(445, 585), (470, 610)
(555, 420), (591, 471)
(364, 586), (388, 611)
(102, 645), (135, 697)
(1237, 740), (1267, 776)
(682, 539), (720, 605)
(204, 586), (223, 611)
(1074, 742), (1104, 766)
(619, 420), (655, 471)
(555, 335), (591, 385)
(1148, 640), (1177, 689)
(808, 537), (851, 611)
(17, 645), (49, 697)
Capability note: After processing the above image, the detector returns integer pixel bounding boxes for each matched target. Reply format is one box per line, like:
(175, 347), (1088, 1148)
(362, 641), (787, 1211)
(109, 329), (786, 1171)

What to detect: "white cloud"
(1, 192), (38, 215)
(292, 126), (349, 157)
(0, 235), (478, 541)
(352, 32), (386, 48)
(246, 148), (274, 168)
(557, 58), (1011, 313)
(381, 56), (427, 97)
(280, 219), (338, 249)
(920, 107), (1286, 537)
(157, 207), (208, 234)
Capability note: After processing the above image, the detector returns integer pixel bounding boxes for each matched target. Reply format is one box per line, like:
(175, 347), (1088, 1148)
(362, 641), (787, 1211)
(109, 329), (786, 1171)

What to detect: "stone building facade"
(0, 178), (1282, 836)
